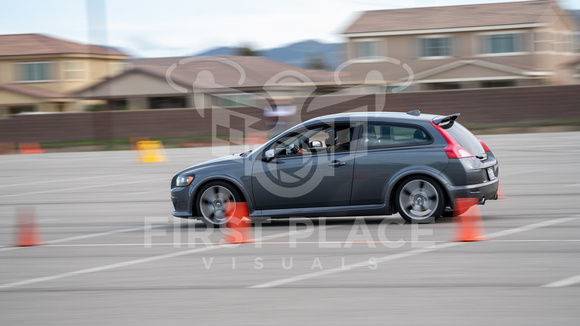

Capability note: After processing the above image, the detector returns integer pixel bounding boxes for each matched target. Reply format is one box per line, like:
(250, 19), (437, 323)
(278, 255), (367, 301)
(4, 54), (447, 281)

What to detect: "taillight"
(479, 139), (491, 152)
(446, 145), (474, 159)
(430, 121), (474, 159)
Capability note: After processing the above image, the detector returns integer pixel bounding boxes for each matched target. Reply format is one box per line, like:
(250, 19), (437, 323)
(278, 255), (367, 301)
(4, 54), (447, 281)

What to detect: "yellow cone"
(136, 141), (167, 163)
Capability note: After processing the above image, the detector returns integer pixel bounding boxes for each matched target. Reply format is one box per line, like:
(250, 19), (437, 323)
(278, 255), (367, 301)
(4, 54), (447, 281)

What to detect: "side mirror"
(309, 140), (323, 148)
(264, 149), (276, 162)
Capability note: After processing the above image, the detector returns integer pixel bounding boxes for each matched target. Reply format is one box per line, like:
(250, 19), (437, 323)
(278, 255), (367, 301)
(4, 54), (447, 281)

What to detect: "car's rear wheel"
(195, 181), (242, 228)
(396, 176), (444, 224)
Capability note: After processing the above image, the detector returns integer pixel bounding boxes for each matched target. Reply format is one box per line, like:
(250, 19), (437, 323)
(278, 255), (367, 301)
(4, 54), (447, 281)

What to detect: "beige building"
(342, 0), (579, 91)
(0, 33), (128, 115)
(76, 55), (341, 110)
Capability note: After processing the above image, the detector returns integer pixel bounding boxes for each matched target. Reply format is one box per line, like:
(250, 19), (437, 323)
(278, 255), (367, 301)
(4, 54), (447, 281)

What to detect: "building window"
(109, 62), (129, 76)
(419, 37), (452, 57)
(553, 33), (564, 52)
(427, 83), (462, 90)
(15, 62), (55, 82)
(149, 96), (188, 109)
(106, 99), (128, 110)
(551, 33), (574, 53)
(481, 80), (516, 88)
(8, 105), (36, 115)
(534, 31), (552, 52)
(481, 33), (523, 54)
(355, 40), (380, 58)
(550, 32), (558, 52)
(214, 93), (256, 107)
(563, 34), (574, 53)
(62, 61), (85, 80)
(439, 83), (461, 90)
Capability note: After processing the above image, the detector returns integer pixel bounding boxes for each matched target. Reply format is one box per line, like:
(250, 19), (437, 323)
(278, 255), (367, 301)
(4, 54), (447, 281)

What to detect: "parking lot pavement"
(0, 132), (579, 325)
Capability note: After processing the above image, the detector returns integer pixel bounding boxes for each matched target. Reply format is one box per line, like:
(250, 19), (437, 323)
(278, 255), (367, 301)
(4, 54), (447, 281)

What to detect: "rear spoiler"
(432, 113), (460, 129)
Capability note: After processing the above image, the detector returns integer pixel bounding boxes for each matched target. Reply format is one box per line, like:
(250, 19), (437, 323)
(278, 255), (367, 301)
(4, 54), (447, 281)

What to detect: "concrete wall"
(0, 107), (268, 143)
(1, 85), (579, 143)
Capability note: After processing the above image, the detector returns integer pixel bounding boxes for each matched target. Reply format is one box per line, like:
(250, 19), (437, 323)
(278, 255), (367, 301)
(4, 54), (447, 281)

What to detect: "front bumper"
(171, 186), (193, 217)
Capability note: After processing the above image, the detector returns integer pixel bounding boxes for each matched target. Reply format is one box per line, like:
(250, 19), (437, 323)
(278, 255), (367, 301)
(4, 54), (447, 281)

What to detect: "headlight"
(175, 174), (194, 187)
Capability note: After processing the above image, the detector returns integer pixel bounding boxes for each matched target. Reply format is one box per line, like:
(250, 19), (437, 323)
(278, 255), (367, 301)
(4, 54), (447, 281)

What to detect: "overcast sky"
(1, 0), (579, 57)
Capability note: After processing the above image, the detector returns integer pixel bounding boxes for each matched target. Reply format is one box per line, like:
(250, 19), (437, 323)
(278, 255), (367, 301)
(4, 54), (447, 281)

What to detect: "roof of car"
(306, 111), (442, 124)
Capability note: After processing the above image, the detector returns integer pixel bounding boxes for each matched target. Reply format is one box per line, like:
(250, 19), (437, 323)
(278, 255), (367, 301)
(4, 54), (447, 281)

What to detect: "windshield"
(446, 122), (485, 156)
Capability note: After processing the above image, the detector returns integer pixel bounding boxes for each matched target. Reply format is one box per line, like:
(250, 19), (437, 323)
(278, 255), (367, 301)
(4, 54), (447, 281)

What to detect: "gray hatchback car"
(171, 111), (499, 226)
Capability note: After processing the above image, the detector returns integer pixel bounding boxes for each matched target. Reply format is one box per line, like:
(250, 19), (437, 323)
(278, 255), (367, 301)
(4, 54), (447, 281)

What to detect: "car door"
(251, 122), (358, 210)
(351, 121), (446, 205)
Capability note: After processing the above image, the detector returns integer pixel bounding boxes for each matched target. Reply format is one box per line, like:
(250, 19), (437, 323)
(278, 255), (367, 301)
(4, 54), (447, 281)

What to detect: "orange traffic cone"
(450, 198), (488, 242)
(18, 143), (44, 154)
(221, 202), (253, 244)
(14, 208), (42, 247)
(497, 181), (506, 199)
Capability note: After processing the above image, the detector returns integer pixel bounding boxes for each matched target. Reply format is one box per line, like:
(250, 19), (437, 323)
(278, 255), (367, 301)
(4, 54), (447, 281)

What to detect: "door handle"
(329, 160), (346, 167)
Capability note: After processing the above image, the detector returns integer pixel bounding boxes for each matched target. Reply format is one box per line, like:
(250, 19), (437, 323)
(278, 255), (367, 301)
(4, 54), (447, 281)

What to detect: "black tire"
(395, 176), (445, 224)
(195, 181), (243, 228)
(441, 208), (454, 218)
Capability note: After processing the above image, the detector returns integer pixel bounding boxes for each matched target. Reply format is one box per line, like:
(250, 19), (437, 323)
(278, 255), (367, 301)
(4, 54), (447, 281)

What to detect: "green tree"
(305, 55), (327, 70)
(236, 43), (261, 56)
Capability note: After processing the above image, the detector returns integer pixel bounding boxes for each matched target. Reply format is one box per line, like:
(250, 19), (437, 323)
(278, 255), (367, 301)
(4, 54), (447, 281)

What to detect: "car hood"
(178, 153), (247, 174)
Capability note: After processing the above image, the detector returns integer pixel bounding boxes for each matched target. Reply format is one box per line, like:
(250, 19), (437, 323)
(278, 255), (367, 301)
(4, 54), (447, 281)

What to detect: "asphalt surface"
(1, 132), (579, 325)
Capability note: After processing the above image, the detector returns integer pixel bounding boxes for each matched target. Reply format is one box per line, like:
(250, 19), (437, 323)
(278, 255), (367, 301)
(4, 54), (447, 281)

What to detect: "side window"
(271, 123), (356, 157)
(324, 124), (355, 153)
(364, 123), (431, 148)
(271, 127), (315, 157)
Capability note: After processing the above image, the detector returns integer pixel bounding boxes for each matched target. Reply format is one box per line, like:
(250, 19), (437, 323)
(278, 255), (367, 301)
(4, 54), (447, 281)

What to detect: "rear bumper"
(447, 178), (499, 205)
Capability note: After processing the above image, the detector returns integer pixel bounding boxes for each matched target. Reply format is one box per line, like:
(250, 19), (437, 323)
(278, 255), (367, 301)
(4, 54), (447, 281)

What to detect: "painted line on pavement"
(0, 224), (166, 253)
(0, 174), (124, 189)
(16, 239), (580, 248)
(0, 246), (221, 290)
(0, 225), (336, 290)
(0, 178), (166, 198)
(248, 216), (580, 289)
(542, 274), (580, 288)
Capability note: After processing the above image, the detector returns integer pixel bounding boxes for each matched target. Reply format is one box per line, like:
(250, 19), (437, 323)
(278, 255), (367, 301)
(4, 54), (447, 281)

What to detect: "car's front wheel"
(395, 176), (444, 224)
(195, 181), (243, 228)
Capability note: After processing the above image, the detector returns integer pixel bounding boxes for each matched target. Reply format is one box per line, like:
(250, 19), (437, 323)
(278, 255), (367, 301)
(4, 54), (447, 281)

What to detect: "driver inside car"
(324, 128), (350, 152)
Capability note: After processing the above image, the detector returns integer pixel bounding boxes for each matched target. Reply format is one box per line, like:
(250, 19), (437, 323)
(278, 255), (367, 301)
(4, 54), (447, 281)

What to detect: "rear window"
(365, 123), (432, 148)
(446, 122), (485, 156)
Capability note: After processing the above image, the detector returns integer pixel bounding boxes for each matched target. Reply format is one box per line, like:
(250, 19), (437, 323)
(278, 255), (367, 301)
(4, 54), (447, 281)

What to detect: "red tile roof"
(0, 33), (127, 57)
(0, 83), (64, 98)
(76, 55), (339, 96)
(344, 0), (553, 34)
(131, 55), (336, 89)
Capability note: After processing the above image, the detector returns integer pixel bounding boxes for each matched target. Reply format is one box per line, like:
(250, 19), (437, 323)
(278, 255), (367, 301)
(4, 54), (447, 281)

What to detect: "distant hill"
(195, 46), (239, 57)
(193, 40), (344, 71)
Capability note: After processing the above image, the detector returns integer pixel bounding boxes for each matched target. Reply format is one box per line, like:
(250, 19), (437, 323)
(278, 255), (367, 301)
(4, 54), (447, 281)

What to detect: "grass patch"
(40, 135), (220, 152)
